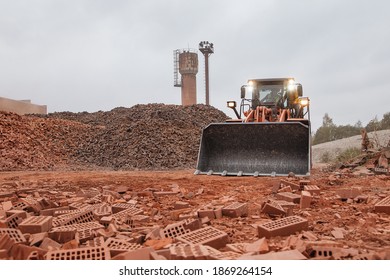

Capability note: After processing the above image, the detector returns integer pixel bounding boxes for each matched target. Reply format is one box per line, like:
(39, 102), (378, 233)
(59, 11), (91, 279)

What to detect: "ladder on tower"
(173, 49), (181, 87)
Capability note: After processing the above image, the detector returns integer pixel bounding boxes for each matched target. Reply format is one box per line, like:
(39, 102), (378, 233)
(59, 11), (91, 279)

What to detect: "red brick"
(105, 237), (142, 257)
(18, 216), (53, 234)
(53, 210), (94, 226)
(276, 192), (301, 203)
(0, 249), (8, 259)
(49, 222), (103, 243)
(162, 221), (190, 238)
(2, 201), (13, 211)
(174, 201), (190, 209)
(238, 249), (307, 260)
(304, 185), (321, 195)
(222, 202), (248, 218)
(112, 203), (137, 214)
(48, 229), (77, 244)
(113, 247), (154, 260)
(40, 206), (69, 216)
(169, 244), (210, 260)
(39, 237), (61, 250)
(45, 246), (111, 260)
(280, 179), (300, 191)
(374, 196), (390, 214)
(176, 226), (229, 249)
(336, 187), (362, 199)
(278, 186), (293, 193)
(300, 191), (312, 209)
(53, 209), (80, 217)
(10, 243), (47, 260)
(261, 200), (286, 216)
(0, 191), (15, 199)
(197, 208), (215, 219)
(0, 234), (15, 254)
(112, 207), (143, 222)
(93, 204), (112, 218)
(245, 237), (269, 253)
(20, 197), (42, 213)
(100, 216), (114, 227)
(206, 247), (241, 260)
(5, 209), (28, 219)
(29, 232), (48, 246)
(2, 212), (25, 228)
(0, 228), (27, 244)
(85, 236), (105, 247)
(299, 180), (311, 187)
(257, 215), (308, 238)
(306, 246), (358, 260)
(182, 218), (202, 231)
(76, 228), (96, 243)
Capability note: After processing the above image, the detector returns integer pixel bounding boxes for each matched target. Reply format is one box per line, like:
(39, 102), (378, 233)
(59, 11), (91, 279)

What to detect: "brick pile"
(1, 174), (389, 260)
(0, 104), (228, 171)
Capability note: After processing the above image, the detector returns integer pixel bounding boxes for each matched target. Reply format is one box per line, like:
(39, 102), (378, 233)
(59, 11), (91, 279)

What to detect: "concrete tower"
(174, 49), (198, 106)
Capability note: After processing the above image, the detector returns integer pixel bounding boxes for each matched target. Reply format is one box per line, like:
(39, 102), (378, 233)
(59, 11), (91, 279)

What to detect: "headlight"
(287, 79), (296, 91)
(299, 97), (309, 106)
(227, 101), (236, 108)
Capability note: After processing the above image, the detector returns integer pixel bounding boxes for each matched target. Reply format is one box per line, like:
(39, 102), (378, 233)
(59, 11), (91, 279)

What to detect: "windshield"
(253, 84), (284, 105)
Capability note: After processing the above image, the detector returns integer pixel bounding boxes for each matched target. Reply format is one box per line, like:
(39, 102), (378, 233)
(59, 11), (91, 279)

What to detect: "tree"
(380, 112), (390, 129)
(354, 120), (363, 128)
(313, 113), (337, 144)
(366, 116), (381, 132)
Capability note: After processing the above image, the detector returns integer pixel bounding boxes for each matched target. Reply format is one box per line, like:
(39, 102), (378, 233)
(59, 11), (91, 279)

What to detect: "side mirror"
(240, 86), (246, 99)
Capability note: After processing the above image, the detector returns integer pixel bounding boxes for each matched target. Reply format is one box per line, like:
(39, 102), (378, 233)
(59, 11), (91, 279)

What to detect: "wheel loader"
(195, 78), (311, 176)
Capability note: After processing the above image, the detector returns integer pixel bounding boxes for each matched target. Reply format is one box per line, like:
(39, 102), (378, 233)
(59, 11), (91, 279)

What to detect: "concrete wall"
(0, 97), (47, 115)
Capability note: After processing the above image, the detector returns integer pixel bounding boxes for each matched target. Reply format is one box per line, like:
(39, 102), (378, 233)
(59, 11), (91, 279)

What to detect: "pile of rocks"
(0, 104), (228, 171)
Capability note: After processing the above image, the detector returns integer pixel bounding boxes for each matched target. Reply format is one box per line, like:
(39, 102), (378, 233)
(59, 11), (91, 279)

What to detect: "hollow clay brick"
(300, 191), (312, 209)
(112, 203), (137, 214)
(176, 226), (229, 249)
(18, 216), (53, 234)
(45, 246), (111, 260)
(222, 202), (248, 218)
(303, 185), (321, 195)
(0, 228), (27, 244)
(162, 222), (190, 239)
(280, 179), (300, 191)
(53, 210), (94, 226)
(374, 196), (390, 214)
(261, 200), (286, 216)
(2, 212), (25, 228)
(105, 237), (142, 256)
(169, 244), (210, 260)
(276, 192), (301, 204)
(257, 215), (308, 238)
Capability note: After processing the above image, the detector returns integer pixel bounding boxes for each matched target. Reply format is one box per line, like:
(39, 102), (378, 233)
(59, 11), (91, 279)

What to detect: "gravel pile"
(1, 104), (228, 171)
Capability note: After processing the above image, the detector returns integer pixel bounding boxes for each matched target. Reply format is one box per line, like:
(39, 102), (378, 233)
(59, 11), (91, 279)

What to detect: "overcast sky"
(1, 0), (389, 131)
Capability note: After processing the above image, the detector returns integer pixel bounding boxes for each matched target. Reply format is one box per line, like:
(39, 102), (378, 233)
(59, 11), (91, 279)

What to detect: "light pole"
(199, 41), (214, 106)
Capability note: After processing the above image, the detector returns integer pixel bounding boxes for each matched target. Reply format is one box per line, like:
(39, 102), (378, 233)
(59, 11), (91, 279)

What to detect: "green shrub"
(335, 147), (361, 163)
(320, 151), (333, 163)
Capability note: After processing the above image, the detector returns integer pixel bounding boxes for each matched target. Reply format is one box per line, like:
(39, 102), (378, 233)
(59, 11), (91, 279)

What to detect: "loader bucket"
(195, 121), (311, 176)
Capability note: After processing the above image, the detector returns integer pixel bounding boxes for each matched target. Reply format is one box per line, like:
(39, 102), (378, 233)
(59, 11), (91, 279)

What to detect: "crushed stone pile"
(0, 104), (228, 171)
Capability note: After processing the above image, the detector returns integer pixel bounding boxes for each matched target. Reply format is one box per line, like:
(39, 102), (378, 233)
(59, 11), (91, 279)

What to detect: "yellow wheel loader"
(195, 78), (311, 176)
